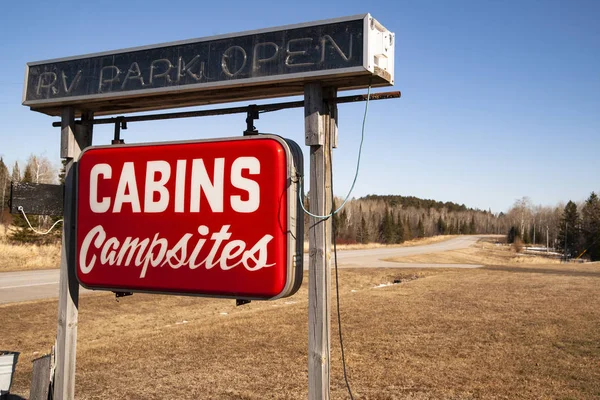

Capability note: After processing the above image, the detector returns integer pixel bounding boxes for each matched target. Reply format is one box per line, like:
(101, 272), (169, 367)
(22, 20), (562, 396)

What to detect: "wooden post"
(29, 354), (52, 400)
(305, 83), (336, 400)
(54, 109), (93, 400)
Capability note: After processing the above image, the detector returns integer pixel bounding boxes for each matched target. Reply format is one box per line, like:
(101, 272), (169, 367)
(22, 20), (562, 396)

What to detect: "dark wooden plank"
(9, 183), (63, 216)
(29, 355), (51, 400)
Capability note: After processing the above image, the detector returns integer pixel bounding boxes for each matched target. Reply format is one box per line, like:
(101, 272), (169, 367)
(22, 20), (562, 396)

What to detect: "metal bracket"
(112, 117), (127, 144)
(114, 291), (133, 301)
(243, 105), (259, 136)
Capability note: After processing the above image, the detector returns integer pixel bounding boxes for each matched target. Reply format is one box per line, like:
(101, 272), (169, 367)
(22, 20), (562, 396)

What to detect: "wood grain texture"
(9, 183), (63, 216)
(29, 355), (51, 400)
(306, 83), (336, 400)
(54, 110), (93, 400)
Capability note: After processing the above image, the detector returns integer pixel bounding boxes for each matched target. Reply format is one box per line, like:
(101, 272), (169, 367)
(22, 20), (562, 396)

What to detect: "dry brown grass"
(2, 262), (600, 399)
(386, 237), (561, 266)
(0, 225), (61, 272)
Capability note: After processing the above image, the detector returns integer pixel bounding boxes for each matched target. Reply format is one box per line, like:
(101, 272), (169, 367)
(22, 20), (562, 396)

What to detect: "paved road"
(0, 235), (488, 305)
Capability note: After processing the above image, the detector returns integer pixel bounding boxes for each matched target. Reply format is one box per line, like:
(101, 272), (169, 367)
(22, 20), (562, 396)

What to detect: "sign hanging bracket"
(243, 105), (259, 136)
(112, 117), (127, 144)
(113, 291), (133, 301)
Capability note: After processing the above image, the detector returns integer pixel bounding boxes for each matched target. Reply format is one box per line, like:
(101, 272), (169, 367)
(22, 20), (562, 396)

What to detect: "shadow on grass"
(483, 265), (600, 278)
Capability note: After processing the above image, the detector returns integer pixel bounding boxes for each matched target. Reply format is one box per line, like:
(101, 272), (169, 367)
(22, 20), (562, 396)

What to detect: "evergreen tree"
(459, 220), (468, 234)
(437, 216), (447, 235)
(11, 161), (20, 183)
(581, 192), (600, 261)
(417, 217), (425, 238)
(507, 226), (519, 244)
(522, 227), (531, 244)
(359, 215), (368, 244)
(395, 214), (404, 244)
(379, 208), (394, 244)
(404, 216), (412, 240)
(469, 216), (476, 234)
(557, 201), (582, 259)
(22, 164), (33, 183)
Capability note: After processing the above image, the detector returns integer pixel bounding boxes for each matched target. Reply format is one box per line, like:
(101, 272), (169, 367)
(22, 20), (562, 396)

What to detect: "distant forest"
(303, 193), (600, 261)
(303, 194), (501, 246)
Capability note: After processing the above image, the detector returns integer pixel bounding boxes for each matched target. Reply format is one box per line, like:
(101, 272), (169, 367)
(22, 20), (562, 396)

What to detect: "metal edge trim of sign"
(23, 67), (370, 108)
(22, 65), (29, 105)
(363, 15), (370, 73)
(269, 136), (304, 300)
(74, 134), (303, 300)
(26, 14), (369, 66)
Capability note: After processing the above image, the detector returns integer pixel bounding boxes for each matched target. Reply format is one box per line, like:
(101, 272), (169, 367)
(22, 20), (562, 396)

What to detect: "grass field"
(0, 225), (61, 272)
(1, 238), (599, 399)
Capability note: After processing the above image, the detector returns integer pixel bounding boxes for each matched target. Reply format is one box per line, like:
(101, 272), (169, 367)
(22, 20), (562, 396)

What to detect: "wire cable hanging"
(299, 86), (371, 219)
(18, 206), (63, 235)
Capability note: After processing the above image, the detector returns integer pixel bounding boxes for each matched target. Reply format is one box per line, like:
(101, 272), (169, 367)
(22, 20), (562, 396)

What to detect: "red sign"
(76, 135), (303, 299)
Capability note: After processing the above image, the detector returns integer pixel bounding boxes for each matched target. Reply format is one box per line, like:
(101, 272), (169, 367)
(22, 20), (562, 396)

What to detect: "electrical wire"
(298, 86), (372, 398)
(330, 139), (355, 400)
(299, 86), (371, 219)
(18, 206), (63, 235)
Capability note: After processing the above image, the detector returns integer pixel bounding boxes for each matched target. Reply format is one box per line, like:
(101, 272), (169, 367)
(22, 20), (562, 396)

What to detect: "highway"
(0, 235), (485, 305)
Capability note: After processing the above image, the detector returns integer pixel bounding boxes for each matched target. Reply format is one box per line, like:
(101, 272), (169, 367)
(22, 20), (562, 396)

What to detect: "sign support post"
(54, 109), (93, 400)
(305, 83), (337, 400)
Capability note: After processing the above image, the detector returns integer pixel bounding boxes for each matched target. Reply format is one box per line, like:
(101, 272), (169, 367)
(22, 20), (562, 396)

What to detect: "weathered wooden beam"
(54, 109), (93, 400)
(29, 354), (52, 400)
(306, 83), (335, 400)
(9, 182), (63, 216)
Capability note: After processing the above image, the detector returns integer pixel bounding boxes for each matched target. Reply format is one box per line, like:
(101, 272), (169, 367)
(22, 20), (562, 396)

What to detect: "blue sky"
(0, 0), (598, 213)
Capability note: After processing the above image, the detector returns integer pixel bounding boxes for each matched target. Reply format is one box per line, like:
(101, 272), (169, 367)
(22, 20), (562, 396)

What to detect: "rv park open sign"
(76, 136), (304, 299)
(23, 14), (394, 116)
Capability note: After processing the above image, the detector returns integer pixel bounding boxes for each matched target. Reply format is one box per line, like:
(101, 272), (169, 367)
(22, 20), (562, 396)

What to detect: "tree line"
(505, 195), (600, 261)
(304, 195), (504, 245)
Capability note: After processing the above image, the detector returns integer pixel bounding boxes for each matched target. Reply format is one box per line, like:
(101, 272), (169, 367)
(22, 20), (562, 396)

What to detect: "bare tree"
(26, 154), (57, 184)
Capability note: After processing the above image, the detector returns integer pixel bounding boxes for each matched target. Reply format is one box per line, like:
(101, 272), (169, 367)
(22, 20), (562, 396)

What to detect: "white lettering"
(79, 224), (275, 278)
(121, 62), (146, 89)
(149, 59), (173, 85)
(62, 70), (82, 94)
(221, 46), (247, 77)
(36, 72), (58, 96)
(230, 157), (260, 213)
(144, 161), (170, 213)
(320, 34), (353, 63)
(285, 38), (314, 68)
(113, 162), (141, 213)
(190, 158), (224, 213)
(252, 42), (279, 73)
(175, 160), (186, 213)
(98, 66), (121, 92)
(90, 163), (112, 213)
(79, 225), (106, 274)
